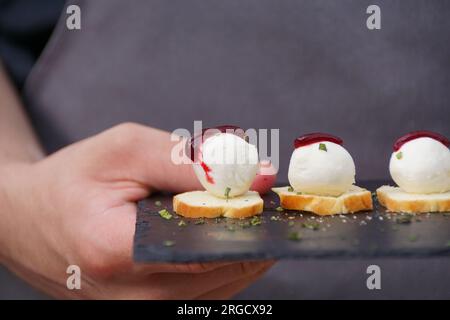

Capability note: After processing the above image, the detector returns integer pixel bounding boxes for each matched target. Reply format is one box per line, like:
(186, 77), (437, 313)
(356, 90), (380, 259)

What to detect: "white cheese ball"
(288, 142), (356, 196)
(193, 133), (259, 198)
(389, 137), (450, 194)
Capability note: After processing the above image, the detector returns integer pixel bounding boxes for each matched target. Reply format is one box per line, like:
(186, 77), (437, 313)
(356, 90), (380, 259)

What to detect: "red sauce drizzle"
(393, 130), (450, 151)
(294, 132), (343, 149)
(200, 161), (214, 184)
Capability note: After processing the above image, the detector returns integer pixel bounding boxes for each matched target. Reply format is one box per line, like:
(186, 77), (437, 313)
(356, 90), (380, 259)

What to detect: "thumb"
(86, 123), (203, 193)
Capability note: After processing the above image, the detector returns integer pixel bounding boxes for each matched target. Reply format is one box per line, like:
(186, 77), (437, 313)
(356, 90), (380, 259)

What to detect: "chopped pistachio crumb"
(158, 209), (172, 220)
(250, 216), (262, 226)
(395, 214), (413, 224)
(288, 186), (294, 192)
(287, 231), (302, 241)
(319, 143), (327, 152)
(178, 220), (187, 227)
(302, 221), (320, 230)
(239, 221), (251, 229)
(163, 240), (175, 247)
(226, 225), (236, 232)
(194, 218), (205, 225)
(396, 151), (403, 160)
(154, 200), (162, 207)
(275, 206), (284, 212)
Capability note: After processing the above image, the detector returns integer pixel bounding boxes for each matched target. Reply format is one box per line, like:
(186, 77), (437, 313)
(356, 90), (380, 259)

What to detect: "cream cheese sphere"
(389, 137), (450, 194)
(193, 133), (259, 198)
(288, 141), (356, 196)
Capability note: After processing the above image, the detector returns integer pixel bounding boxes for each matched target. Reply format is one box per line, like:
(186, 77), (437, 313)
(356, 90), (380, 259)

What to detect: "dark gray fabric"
(25, 0), (450, 180)
(5, 0), (448, 299)
(0, 0), (65, 88)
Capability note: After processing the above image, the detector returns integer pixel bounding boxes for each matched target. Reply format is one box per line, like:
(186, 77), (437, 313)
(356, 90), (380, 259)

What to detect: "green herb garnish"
(155, 200), (162, 207)
(226, 225), (236, 232)
(408, 235), (419, 242)
(288, 221), (295, 227)
(287, 231), (302, 241)
(270, 216), (280, 221)
(395, 214), (413, 224)
(239, 221), (251, 229)
(288, 186), (294, 192)
(276, 206), (284, 212)
(396, 152), (403, 160)
(178, 220), (187, 227)
(194, 218), (205, 225)
(319, 143), (327, 152)
(224, 187), (231, 201)
(163, 240), (175, 247)
(302, 221), (320, 230)
(250, 216), (262, 226)
(158, 209), (172, 220)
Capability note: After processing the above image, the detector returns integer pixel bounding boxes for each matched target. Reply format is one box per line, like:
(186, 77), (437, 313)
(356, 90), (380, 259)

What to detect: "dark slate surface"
(134, 181), (450, 263)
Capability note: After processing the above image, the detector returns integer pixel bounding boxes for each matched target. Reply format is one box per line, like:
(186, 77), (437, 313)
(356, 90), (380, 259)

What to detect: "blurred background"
(0, 0), (449, 299)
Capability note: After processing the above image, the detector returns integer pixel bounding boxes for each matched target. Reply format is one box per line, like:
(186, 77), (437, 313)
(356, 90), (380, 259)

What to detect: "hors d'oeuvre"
(272, 133), (373, 215)
(377, 131), (450, 213)
(173, 125), (264, 218)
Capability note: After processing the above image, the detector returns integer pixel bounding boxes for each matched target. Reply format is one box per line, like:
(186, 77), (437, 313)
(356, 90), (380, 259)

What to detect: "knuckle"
(74, 234), (127, 280)
(80, 254), (111, 279)
(108, 122), (145, 149)
(114, 122), (143, 135)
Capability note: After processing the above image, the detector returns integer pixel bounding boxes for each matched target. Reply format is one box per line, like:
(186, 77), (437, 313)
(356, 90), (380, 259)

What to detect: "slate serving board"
(133, 181), (450, 263)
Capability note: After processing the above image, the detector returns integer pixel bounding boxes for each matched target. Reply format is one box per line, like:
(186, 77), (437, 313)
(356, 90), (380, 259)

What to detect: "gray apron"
(17, 0), (450, 298)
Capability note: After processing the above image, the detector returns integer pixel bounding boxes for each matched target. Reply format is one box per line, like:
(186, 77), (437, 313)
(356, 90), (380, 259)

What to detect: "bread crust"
(272, 186), (373, 215)
(377, 186), (450, 213)
(173, 193), (264, 218)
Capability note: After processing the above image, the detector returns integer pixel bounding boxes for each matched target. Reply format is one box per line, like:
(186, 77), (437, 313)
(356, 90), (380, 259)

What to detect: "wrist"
(0, 163), (34, 264)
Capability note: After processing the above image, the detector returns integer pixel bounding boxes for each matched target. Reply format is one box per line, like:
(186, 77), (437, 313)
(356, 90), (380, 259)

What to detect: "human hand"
(0, 123), (273, 299)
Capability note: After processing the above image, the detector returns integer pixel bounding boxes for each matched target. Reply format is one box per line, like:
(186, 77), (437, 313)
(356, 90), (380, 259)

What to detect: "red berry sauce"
(294, 132), (343, 149)
(393, 130), (450, 151)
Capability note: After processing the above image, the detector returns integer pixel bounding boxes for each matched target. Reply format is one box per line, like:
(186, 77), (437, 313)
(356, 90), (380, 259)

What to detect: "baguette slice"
(272, 185), (373, 215)
(173, 191), (263, 218)
(377, 185), (450, 213)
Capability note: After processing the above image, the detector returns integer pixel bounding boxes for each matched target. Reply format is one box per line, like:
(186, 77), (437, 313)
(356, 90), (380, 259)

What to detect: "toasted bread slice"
(272, 185), (373, 215)
(173, 191), (263, 218)
(377, 185), (450, 213)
